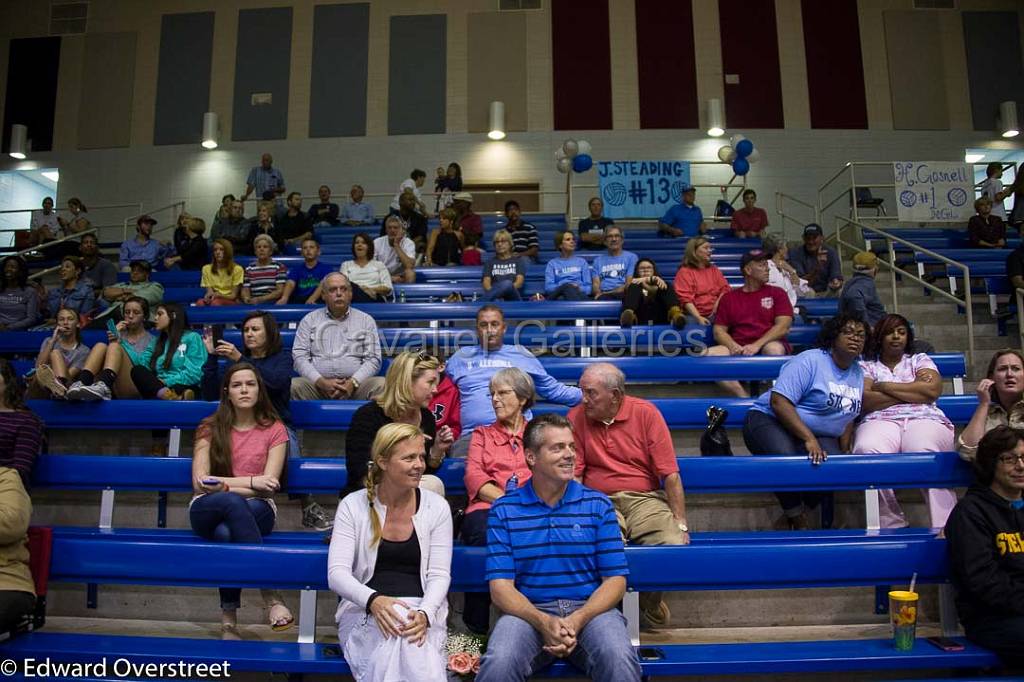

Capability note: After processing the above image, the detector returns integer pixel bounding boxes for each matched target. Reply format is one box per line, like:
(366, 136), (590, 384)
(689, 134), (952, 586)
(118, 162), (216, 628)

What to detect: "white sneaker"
(66, 381), (111, 401)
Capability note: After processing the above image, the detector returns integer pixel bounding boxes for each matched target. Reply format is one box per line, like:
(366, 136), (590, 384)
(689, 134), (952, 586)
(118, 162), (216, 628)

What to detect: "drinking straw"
(909, 572), (918, 594)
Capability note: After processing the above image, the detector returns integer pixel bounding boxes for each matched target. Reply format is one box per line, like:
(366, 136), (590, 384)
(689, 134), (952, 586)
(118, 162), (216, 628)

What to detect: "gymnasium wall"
(0, 0), (1021, 234)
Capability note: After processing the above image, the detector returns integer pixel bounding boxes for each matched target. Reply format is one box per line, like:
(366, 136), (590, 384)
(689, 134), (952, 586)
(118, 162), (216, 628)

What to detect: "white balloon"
(746, 148), (760, 164)
(555, 148), (568, 161)
(556, 157), (572, 173)
(576, 140), (592, 156)
(562, 139), (579, 157)
(717, 145), (734, 162)
(729, 133), (746, 149)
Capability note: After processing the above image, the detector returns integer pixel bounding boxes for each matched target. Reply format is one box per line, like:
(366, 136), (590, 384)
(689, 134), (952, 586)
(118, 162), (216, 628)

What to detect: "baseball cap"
(453, 192), (474, 203)
(740, 249), (771, 268)
(136, 215), (157, 226)
(852, 251), (878, 270)
(681, 183), (696, 194)
(803, 223), (823, 237)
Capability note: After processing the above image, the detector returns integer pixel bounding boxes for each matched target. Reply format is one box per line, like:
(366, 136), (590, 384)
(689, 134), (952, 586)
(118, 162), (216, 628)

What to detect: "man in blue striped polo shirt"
(476, 414), (641, 682)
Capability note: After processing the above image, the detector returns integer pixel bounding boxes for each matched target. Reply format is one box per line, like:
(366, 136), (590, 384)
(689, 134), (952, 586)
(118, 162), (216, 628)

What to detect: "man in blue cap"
(657, 184), (706, 238)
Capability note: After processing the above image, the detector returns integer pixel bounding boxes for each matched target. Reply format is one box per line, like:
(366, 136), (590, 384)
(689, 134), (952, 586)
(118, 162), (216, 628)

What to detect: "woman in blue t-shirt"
(543, 231), (592, 300)
(742, 314), (869, 530)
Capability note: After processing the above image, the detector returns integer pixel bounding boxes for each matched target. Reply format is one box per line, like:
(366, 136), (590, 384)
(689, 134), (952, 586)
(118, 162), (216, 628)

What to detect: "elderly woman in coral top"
(460, 367), (535, 635)
(673, 237), (732, 325)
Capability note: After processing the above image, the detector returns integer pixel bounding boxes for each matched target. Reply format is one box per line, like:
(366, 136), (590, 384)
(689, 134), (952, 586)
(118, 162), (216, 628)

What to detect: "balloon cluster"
(716, 134), (759, 176)
(555, 139), (593, 174)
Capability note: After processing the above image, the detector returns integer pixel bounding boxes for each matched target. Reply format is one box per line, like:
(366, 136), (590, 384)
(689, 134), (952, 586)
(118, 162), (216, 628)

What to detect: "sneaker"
(35, 364), (66, 398)
(639, 600), (671, 630)
(66, 380), (111, 401)
(302, 501), (333, 531)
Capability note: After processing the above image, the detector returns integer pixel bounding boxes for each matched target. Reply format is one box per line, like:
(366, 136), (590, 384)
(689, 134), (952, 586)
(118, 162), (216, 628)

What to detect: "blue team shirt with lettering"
(750, 348), (864, 437)
(592, 251), (638, 292)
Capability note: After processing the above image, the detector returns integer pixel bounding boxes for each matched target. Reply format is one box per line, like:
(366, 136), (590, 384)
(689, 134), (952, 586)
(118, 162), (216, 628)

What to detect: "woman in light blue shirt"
(543, 231), (592, 300)
(742, 313), (869, 530)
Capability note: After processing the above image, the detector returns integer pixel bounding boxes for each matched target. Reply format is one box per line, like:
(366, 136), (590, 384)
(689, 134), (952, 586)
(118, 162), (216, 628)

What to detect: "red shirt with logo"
(714, 284), (792, 346)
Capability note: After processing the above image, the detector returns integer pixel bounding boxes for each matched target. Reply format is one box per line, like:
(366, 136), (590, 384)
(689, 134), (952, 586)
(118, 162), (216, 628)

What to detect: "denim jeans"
(476, 600), (641, 682)
(189, 492), (275, 609)
(547, 283), (587, 301)
(742, 409), (838, 517)
(482, 279), (522, 301)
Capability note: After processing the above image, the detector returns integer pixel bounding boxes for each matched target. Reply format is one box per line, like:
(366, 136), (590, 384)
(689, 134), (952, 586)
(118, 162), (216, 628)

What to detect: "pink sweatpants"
(852, 418), (957, 530)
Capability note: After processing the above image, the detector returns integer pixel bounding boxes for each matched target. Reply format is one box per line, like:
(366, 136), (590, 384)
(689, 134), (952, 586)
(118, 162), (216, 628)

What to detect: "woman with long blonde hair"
(343, 351), (453, 497)
(329, 422), (452, 681)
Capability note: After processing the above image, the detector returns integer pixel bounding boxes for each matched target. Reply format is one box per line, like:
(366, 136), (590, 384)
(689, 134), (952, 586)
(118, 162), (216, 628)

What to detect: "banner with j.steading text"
(892, 161), (973, 223)
(598, 161), (691, 219)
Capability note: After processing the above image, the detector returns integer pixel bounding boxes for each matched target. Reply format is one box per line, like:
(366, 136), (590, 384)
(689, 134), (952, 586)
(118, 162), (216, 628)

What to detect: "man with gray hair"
(568, 362), (689, 630)
(373, 215), (416, 284)
(290, 272), (384, 400)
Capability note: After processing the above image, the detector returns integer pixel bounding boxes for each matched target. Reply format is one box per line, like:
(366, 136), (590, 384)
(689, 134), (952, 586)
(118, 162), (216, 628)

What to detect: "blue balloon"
(732, 158), (750, 176)
(572, 154), (593, 173)
(734, 139), (754, 158)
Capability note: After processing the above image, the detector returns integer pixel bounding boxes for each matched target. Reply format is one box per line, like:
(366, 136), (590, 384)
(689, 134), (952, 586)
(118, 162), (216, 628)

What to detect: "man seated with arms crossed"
(339, 184), (374, 226)
(591, 225), (637, 301)
(570, 362), (689, 630)
(446, 304), (581, 456)
(291, 272), (385, 400)
(707, 249), (792, 397)
(476, 413), (642, 682)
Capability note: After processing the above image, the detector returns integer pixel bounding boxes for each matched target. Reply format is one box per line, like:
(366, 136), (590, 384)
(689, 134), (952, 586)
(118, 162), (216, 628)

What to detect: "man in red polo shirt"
(569, 362), (690, 630)
(706, 249), (793, 397)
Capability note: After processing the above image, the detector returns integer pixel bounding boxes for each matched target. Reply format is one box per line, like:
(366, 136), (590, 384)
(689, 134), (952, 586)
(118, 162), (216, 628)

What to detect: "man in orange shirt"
(569, 362), (690, 630)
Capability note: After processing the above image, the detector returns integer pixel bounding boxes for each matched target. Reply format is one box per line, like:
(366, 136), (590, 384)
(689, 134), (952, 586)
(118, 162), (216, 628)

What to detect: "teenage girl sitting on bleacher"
(30, 306), (105, 399)
(190, 362), (294, 638)
(65, 297), (155, 401)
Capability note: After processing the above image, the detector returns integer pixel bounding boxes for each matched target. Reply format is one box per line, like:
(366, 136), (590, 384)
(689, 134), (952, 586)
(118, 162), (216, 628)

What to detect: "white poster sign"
(892, 162), (973, 223)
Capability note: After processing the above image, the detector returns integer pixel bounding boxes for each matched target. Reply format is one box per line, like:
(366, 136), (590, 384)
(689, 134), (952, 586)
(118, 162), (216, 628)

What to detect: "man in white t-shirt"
(29, 197), (60, 245)
(389, 169), (428, 215)
(980, 162), (1010, 221)
(373, 215), (416, 284)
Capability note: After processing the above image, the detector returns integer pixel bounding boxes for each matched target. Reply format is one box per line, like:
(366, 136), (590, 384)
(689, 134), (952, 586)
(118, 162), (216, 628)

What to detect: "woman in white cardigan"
(328, 422), (453, 681)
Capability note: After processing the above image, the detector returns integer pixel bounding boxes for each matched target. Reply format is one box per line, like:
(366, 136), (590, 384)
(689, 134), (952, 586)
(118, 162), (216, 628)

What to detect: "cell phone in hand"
(201, 477), (220, 486)
(106, 319), (119, 337)
(203, 324), (224, 344)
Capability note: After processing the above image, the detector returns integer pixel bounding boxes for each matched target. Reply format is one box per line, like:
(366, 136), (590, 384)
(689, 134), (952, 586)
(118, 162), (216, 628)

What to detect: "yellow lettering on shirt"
(996, 532), (1024, 555)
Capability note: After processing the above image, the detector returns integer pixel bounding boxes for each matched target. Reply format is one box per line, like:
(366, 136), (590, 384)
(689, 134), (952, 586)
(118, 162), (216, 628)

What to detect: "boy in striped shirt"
(477, 414), (641, 682)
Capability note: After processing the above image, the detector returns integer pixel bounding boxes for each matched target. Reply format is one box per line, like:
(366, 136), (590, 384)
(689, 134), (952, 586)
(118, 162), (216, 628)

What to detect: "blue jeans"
(547, 283), (587, 301)
(189, 492), (275, 609)
(742, 409), (838, 517)
(476, 600), (641, 682)
(483, 280), (522, 301)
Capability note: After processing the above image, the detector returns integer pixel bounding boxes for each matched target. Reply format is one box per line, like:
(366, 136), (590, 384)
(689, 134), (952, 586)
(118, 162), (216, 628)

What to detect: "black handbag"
(700, 405), (733, 456)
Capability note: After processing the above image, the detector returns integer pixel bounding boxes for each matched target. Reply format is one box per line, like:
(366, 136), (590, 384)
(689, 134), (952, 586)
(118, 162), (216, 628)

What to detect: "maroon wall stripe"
(801, 0), (867, 129)
(635, 0), (699, 129)
(551, 0), (613, 130)
(718, 0), (784, 129)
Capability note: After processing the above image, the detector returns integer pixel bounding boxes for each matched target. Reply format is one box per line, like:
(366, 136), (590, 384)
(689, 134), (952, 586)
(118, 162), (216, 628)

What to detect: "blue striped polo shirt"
(486, 479), (629, 603)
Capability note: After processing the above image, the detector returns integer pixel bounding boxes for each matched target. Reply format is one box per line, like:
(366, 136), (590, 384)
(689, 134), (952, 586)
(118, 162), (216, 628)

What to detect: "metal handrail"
(123, 201), (187, 241)
(0, 202), (142, 216)
(833, 216), (974, 365)
(775, 192), (816, 243)
(19, 228), (100, 281)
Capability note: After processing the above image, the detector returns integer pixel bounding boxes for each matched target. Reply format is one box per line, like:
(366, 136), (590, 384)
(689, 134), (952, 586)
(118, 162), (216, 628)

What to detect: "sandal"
(267, 602), (294, 631)
(221, 622), (241, 641)
(36, 364), (66, 398)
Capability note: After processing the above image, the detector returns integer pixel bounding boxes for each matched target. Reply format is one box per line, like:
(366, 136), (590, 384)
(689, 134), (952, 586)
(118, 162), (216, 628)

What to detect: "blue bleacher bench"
(27, 395), (980, 432)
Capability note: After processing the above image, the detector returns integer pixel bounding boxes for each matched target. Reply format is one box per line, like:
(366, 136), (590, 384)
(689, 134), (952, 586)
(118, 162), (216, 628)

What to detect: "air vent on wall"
(50, 1), (88, 35)
(913, 0), (956, 9)
(499, 0), (542, 10)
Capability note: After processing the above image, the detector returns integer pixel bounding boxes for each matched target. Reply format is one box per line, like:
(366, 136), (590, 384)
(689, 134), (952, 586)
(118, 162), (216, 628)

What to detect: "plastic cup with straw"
(889, 572), (919, 651)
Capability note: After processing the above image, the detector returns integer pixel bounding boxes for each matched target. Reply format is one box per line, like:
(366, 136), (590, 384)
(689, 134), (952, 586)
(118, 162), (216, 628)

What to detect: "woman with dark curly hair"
(0, 257), (39, 331)
(853, 313), (955, 529)
(742, 313), (869, 530)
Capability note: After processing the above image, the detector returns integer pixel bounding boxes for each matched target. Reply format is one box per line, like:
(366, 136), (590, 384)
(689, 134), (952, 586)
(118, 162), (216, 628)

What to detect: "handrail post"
(963, 266), (974, 368)
(887, 238), (899, 314)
